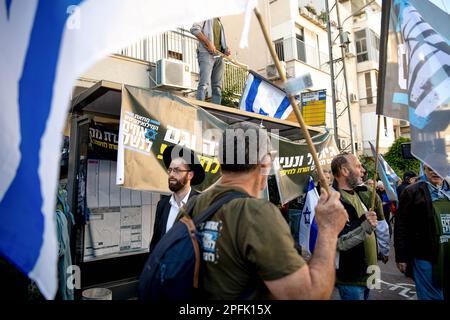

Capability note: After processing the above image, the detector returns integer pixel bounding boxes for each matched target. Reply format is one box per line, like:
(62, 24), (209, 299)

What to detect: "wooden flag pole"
(371, 0), (391, 211)
(215, 51), (249, 71)
(370, 114), (381, 210)
(253, 8), (330, 193)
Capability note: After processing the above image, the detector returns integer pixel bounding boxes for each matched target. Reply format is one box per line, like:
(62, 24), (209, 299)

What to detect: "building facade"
(72, 0), (401, 155)
(223, 0), (399, 154)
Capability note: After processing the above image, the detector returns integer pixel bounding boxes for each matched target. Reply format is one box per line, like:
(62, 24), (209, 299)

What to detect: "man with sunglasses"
(149, 145), (205, 251)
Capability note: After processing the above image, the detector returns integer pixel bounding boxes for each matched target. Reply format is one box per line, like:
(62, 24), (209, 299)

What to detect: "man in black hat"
(149, 145), (205, 251)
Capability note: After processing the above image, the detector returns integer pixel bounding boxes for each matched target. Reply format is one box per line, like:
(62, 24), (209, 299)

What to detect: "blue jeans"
(336, 285), (370, 300)
(413, 259), (444, 300)
(196, 51), (224, 104)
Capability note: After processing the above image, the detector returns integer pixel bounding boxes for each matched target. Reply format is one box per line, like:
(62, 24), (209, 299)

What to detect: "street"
(331, 237), (417, 300)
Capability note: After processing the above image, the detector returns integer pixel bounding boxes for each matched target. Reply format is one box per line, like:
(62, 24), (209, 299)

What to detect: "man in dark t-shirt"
(178, 122), (348, 299)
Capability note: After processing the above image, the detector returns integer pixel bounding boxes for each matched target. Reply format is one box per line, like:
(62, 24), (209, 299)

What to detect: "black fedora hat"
(162, 145), (205, 186)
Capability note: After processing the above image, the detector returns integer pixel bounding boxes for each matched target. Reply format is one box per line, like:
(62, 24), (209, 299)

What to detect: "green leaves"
(383, 137), (420, 179)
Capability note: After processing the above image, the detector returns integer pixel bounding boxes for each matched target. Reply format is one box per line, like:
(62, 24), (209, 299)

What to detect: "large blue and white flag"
(0, 0), (254, 299)
(369, 142), (400, 201)
(299, 177), (319, 257)
(379, 0), (450, 179)
(239, 71), (293, 119)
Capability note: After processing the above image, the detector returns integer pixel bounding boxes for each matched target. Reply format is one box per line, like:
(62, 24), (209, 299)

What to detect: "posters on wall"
(117, 86), (339, 204)
(301, 89), (326, 127)
(83, 122), (160, 261)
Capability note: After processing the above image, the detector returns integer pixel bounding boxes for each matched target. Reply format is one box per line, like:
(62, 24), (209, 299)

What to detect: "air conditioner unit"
(350, 93), (358, 103)
(156, 58), (191, 90)
(266, 61), (286, 80)
(355, 142), (363, 151)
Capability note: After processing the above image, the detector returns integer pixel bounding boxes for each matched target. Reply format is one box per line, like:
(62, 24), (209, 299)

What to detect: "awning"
(71, 80), (324, 141)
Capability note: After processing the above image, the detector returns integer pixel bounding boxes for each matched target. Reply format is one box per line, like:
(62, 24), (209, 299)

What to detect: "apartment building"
(224, 0), (340, 133)
(346, 0), (397, 154)
(223, 0), (399, 154)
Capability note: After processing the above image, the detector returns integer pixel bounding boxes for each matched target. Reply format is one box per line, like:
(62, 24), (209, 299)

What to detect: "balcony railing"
(223, 62), (248, 96)
(273, 37), (330, 72)
(118, 28), (200, 73)
(117, 28), (247, 98)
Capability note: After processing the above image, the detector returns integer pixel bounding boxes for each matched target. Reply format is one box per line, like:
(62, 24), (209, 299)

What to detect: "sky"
(429, 0), (450, 14)
(299, 0), (449, 16)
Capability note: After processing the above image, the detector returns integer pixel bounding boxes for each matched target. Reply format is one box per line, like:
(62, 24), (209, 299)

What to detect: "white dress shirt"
(165, 188), (191, 233)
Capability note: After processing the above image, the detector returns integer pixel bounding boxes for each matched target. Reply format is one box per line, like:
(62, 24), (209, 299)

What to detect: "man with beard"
(175, 122), (348, 299)
(149, 145), (205, 251)
(331, 152), (386, 300)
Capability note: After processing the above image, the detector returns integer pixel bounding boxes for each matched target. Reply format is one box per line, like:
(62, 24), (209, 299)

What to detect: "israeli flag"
(299, 177), (319, 257)
(239, 71), (293, 119)
(0, 0), (254, 299)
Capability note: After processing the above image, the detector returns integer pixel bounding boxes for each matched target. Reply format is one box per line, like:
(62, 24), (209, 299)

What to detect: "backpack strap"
(180, 216), (201, 288)
(192, 191), (249, 225)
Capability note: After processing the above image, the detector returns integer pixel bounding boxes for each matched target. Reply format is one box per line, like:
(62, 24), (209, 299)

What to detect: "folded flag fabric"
(0, 0), (254, 299)
(379, 0), (449, 179)
(239, 71), (293, 119)
(299, 177), (319, 256)
(369, 142), (400, 201)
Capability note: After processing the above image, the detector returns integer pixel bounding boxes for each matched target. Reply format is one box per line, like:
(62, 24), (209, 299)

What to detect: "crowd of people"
(3, 16), (448, 302)
(148, 120), (449, 301)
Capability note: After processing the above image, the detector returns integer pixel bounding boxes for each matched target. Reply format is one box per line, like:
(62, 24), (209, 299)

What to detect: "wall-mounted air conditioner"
(350, 93), (358, 103)
(156, 58), (191, 90)
(266, 61), (286, 80)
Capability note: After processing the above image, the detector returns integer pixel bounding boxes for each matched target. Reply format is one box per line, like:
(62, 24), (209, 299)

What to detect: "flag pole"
(253, 8), (330, 193)
(370, 0), (391, 210)
(370, 114), (381, 210)
(215, 51), (249, 71)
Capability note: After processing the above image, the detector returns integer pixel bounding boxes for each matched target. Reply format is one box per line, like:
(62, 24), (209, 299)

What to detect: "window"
(370, 30), (380, 63)
(168, 51), (183, 61)
(383, 117), (388, 137)
(355, 30), (368, 62)
(296, 28), (306, 62)
(370, 30), (380, 51)
(274, 39), (285, 61)
(365, 72), (373, 104)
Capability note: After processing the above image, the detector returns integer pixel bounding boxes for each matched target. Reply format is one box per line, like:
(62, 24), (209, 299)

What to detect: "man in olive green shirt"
(179, 122), (348, 299)
(331, 152), (384, 300)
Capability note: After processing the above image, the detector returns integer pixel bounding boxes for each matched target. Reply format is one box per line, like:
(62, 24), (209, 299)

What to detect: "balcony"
(354, 28), (380, 69)
(118, 28), (200, 73)
(117, 28), (247, 99)
(273, 37), (330, 72)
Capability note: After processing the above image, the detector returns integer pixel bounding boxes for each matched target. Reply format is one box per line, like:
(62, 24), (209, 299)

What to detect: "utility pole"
(324, 0), (355, 153)
(335, 0), (355, 153)
(325, 0), (339, 148)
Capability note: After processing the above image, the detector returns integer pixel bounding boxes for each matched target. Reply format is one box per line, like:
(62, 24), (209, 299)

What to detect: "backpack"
(138, 191), (248, 301)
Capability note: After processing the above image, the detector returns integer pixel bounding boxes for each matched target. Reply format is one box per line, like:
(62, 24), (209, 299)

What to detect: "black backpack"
(138, 191), (248, 301)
